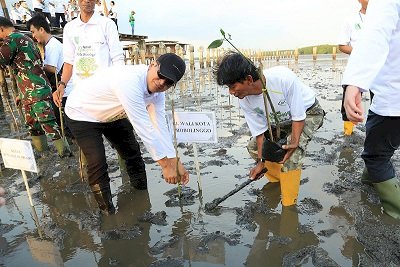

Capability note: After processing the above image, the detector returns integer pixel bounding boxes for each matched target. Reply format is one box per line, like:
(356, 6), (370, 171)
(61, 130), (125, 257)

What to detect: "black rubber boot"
(129, 172), (148, 190)
(90, 183), (115, 215)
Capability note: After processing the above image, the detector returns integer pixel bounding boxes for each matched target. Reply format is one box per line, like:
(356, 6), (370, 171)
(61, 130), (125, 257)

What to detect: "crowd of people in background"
(9, 0), (125, 31)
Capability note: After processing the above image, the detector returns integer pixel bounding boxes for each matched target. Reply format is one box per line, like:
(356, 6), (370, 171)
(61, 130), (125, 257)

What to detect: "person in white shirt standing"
(338, 0), (369, 136)
(52, 0), (124, 194)
(65, 53), (190, 215)
(214, 52), (325, 207)
(51, 0), (67, 27)
(32, 0), (45, 13)
(107, 1), (117, 30)
(342, 0), (400, 219)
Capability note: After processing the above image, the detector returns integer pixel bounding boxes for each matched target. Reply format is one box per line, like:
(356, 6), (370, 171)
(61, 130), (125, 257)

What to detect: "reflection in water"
(245, 182), (319, 266)
(98, 189), (154, 266)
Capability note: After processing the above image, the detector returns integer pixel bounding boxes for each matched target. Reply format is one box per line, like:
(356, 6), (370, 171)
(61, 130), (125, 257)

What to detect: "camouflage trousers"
(24, 99), (62, 140)
(247, 100), (325, 172)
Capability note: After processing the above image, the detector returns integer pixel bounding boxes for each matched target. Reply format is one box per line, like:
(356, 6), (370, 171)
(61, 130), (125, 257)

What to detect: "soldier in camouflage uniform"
(214, 51), (325, 207)
(0, 16), (69, 157)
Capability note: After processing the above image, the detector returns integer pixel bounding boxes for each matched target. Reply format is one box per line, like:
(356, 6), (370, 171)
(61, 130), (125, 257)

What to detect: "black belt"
(306, 99), (319, 112)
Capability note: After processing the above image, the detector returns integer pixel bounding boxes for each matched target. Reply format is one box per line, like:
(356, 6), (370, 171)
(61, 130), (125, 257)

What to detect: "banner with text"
(0, 138), (38, 173)
(166, 111), (218, 143)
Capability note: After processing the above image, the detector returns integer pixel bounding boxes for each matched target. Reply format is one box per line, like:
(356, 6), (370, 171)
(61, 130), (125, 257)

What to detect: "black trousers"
(66, 117), (146, 186)
(55, 13), (67, 27)
(362, 111), (400, 182)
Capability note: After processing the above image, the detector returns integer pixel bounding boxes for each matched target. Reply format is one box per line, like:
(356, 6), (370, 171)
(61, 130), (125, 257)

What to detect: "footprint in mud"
(99, 225), (142, 240)
(149, 256), (184, 267)
(138, 211), (167, 226)
(298, 198), (323, 215)
(164, 187), (196, 207)
(283, 245), (340, 267)
(196, 230), (241, 253)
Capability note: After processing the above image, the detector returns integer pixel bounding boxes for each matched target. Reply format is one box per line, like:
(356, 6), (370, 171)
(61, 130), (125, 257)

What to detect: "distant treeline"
(297, 44), (339, 55)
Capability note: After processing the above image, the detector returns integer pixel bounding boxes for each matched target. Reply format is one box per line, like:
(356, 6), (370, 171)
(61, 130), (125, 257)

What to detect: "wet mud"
(1, 56), (400, 266)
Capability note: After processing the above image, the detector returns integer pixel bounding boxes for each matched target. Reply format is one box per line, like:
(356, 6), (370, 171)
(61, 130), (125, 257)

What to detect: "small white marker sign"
(0, 138), (38, 173)
(167, 111), (218, 143)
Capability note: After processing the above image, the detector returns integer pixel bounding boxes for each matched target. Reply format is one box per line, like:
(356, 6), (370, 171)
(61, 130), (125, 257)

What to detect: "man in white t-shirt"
(214, 51), (325, 207)
(107, 1), (117, 30)
(51, 0), (67, 27)
(342, 0), (400, 219)
(32, 0), (45, 13)
(337, 0), (369, 136)
(52, 0), (124, 181)
(53, 0), (123, 107)
(65, 53), (190, 215)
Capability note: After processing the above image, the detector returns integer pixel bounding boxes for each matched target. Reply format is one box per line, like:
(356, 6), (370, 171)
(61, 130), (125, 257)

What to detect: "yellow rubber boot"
(280, 169), (302, 206)
(343, 121), (354, 136)
(31, 135), (49, 152)
(264, 161), (283, 183)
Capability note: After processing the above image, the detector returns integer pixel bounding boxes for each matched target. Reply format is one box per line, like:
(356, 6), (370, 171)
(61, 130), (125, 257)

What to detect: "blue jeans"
(362, 111), (400, 182)
(66, 117), (146, 186)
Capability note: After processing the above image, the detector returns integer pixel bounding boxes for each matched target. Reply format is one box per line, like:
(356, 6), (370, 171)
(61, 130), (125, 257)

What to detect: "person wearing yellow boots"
(342, 0), (400, 219)
(214, 51), (325, 206)
(338, 0), (371, 136)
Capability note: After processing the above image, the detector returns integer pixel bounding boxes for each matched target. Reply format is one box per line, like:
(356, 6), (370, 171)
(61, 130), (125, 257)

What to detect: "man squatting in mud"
(0, 17), (69, 157)
(214, 51), (325, 206)
(64, 53), (190, 215)
(342, 0), (400, 219)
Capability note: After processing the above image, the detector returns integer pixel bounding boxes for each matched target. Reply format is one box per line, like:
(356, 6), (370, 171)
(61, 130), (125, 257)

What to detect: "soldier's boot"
(31, 135), (49, 153)
(280, 169), (302, 206)
(361, 167), (373, 186)
(53, 138), (72, 158)
(129, 172), (148, 190)
(265, 161), (283, 183)
(90, 183), (115, 216)
(343, 121), (354, 136)
(373, 178), (400, 219)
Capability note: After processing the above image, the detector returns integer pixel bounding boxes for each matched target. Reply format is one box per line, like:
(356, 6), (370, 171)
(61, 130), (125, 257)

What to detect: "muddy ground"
(1, 55), (400, 267)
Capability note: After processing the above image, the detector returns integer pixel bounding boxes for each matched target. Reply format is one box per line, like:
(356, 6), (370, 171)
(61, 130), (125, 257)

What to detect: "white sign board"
(0, 138), (38, 173)
(167, 111), (218, 143)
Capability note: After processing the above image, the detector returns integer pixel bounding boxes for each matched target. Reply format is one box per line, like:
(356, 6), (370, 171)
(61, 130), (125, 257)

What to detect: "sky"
(3, 0), (360, 50)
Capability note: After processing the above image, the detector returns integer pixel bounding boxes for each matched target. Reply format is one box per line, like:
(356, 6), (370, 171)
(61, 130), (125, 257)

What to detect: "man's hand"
(159, 157), (189, 185)
(52, 84), (65, 107)
(250, 161), (267, 180)
(280, 143), (298, 163)
(344, 85), (364, 124)
(15, 95), (21, 107)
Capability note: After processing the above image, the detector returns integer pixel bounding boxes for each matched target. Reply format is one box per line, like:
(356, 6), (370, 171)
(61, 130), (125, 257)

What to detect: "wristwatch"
(257, 158), (266, 163)
(58, 81), (67, 87)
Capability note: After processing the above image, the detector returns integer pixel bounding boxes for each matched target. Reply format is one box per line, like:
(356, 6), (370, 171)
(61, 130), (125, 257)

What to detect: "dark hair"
(27, 14), (51, 33)
(213, 51), (259, 86)
(0, 17), (14, 28)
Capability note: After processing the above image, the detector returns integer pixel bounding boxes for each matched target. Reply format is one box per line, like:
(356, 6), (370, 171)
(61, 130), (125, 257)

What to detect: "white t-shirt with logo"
(62, 13), (124, 96)
(338, 11), (365, 47)
(239, 66), (316, 137)
(65, 64), (176, 161)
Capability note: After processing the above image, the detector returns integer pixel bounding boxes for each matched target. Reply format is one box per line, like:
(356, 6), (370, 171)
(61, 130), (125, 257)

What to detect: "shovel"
(205, 168), (267, 211)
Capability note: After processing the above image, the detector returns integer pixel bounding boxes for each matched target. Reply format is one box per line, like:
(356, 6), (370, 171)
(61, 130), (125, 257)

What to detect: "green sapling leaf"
(208, 39), (224, 49)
